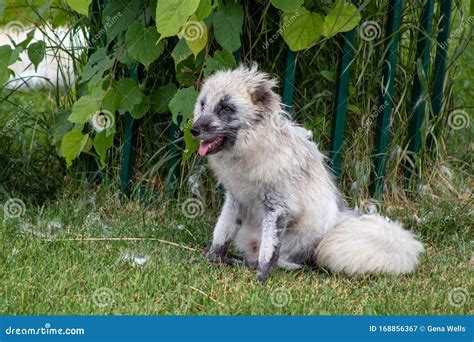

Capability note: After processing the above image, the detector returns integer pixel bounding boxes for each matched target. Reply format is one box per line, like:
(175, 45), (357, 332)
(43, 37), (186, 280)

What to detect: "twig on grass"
(42, 237), (198, 252)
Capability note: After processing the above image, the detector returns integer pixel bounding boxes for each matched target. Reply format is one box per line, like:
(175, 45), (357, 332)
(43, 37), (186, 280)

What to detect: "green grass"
(0, 190), (471, 315)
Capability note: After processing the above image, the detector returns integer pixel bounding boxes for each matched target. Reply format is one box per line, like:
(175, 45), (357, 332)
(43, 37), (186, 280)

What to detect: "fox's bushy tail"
(315, 214), (424, 275)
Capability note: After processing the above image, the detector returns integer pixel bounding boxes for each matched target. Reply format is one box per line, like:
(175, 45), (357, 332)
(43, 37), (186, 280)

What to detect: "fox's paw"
(202, 245), (235, 266)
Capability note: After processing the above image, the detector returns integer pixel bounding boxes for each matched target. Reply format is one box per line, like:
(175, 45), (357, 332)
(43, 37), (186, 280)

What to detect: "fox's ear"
(250, 84), (272, 106)
(249, 77), (279, 110)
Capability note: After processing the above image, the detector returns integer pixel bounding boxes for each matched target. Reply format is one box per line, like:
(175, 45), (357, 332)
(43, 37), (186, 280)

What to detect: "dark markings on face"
(200, 97), (206, 111)
(213, 95), (236, 122)
(236, 218), (242, 225)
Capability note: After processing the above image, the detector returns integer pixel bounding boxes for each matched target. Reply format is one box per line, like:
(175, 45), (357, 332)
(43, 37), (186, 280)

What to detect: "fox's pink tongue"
(198, 142), (212, 156)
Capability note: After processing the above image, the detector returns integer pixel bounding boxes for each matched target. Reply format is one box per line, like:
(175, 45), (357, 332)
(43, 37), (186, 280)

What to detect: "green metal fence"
(95, 0), (453, 198)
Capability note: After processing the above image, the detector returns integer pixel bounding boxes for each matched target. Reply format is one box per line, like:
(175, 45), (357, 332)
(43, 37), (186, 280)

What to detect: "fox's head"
(191, 64), (282, 156)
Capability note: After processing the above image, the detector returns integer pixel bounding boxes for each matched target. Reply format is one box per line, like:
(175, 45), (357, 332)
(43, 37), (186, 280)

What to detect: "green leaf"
(103, 0), (141, 43)
(270, 0), (303, 12)
(0, 1), (5, 20)
(18, 29), (36, 49)
(156, 0), (200, 38)
(182, 124), (199, 162)
(195, 0), (212, 20)
(150, 83), (178, 114)
(61, 129), (89, 168)
(94, 130), (115, 167)
(320, 70), (334, 82)
(131, 96), (151, 119)
(176, 57), (201, 86)
(322, 0), (361, 37)
(181, 16), (207, 57)
(203, 49), (236, 77)
(81, 48), (114, 83)
(27, 41), (46, 71)
(172, 39), (193, 66)
(66, 0), (92, 15)
(281, 8), (324, 51)
(102, 78), (142, 114)
(213, 3), (244, 52)
(125, 22), (164, 67)
(0, 45), (12, 66)
(68, 95), (100, 124)
(169, 87), (198, 125)
(0, 68), (10, 85)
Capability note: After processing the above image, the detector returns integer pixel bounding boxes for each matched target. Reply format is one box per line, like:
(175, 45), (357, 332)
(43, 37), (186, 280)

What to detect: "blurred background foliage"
(0, 0), (472, 216)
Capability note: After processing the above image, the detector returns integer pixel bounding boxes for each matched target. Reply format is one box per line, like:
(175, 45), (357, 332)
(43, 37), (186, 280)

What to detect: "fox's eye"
(220, 105), (234, 114)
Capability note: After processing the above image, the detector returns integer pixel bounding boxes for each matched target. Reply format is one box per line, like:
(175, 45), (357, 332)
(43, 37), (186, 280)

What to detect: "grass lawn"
(0, 190), (471, 315)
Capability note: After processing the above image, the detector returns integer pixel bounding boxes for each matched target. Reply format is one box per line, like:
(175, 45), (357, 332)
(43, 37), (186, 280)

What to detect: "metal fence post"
(329, 28), (356, 179)
(283, 50), (296, 110)
(428, 0), (452, 150)
(120, 64), (139, 196)
(370, 0), (404, 198)
(405, 0), (435, 181)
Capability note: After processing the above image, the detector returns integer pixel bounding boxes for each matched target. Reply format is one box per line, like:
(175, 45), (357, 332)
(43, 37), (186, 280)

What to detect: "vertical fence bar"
(164, 122), (181, 197)
(428, 0), (452, 149)
(329, 29), (356, 179)
(405, 0), (435, 180)
(370, 0), (404, 198)
(283, 50), (296, 109)
(120, 64), (139, 196)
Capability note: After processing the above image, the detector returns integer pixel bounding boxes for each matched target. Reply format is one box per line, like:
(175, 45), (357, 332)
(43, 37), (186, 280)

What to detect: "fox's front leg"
(205, 192), (241, 265)
(256, 204), (288, 282)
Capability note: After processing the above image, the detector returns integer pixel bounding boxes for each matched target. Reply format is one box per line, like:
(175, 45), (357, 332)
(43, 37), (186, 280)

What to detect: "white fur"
(196, 65), (424, 277)
(315, 213), (424, 275)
